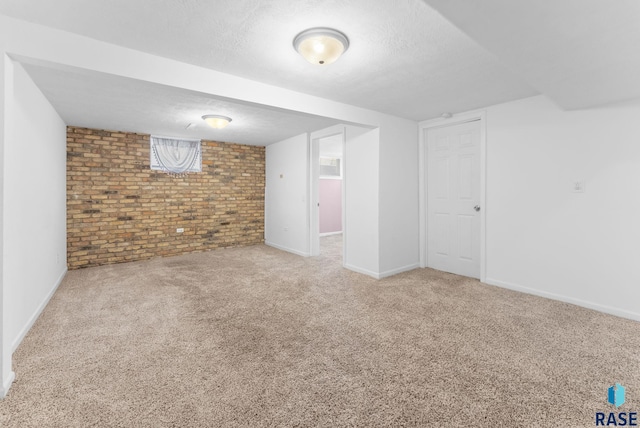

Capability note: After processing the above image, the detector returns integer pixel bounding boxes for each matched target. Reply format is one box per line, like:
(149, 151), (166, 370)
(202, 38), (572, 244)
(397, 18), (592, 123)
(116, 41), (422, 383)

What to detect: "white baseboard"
(344, 262), (420, 280)
(344, 263), (381, 279)
(0, 371), (16, 398)
(320, 231), (342, 237)
(11, 268), (67, 353)
(484, 277), (640, 322)
(265, 242), (310, 258)
(378, 263), (420, 279)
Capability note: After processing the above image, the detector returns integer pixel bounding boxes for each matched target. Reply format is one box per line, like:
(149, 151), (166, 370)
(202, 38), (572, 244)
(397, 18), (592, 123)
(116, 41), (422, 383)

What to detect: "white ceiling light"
(293, 28), (349, 66)
(202, 115), (232, 129)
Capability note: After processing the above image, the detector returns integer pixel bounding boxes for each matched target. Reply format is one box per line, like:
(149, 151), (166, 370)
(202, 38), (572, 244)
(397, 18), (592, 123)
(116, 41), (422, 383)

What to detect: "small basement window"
(320, 156), (341, 179)
(150, 136), (202, 176)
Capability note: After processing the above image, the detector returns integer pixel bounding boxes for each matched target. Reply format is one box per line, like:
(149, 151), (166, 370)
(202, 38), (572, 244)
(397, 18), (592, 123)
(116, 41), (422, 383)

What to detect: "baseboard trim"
(344, 262), (421, 280)
(265, 242), (310, 258)
(484, 277), (640, 322)
(378, 263), (420, 279)
(344, 263), (380, 279)
(319, 231), (342, 237)
(11, 268), (67, 353)
(0, 371), (16, 399)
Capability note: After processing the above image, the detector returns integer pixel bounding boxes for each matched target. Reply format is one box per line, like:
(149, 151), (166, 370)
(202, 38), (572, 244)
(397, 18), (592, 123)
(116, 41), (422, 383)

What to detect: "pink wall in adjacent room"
(319, 179), (342, 234)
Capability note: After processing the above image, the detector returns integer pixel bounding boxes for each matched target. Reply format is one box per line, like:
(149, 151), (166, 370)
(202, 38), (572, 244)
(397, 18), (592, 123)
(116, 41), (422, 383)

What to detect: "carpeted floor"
(1, 235), (639, 427)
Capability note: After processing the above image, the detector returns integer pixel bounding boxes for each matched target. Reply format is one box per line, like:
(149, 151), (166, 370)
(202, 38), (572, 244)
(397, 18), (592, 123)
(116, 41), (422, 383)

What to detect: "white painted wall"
(265, 133), (310, 256)
(344, 126), (380, 276)
(0, 59), (67, 396)
(0, 52), (10, 398)
(5, 62), (68, 347)
(484, 95), (640, 320)
(378, 119), (420, 276)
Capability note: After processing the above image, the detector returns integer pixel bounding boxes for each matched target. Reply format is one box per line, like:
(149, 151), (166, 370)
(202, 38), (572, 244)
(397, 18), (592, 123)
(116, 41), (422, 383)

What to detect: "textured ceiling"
(22, 63), (341, 146)
(0, 0), (537, 121)
(2, 0), (634, 139)
(423, 0), (640, 110)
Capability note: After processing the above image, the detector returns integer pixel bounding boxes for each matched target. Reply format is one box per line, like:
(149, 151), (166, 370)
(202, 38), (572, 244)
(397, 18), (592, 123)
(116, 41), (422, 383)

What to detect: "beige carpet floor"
(1, 235), (639, 427)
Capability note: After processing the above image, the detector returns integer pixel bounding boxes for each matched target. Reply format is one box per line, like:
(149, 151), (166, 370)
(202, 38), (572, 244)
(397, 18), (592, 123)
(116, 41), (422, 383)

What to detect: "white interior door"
(427, 120), (481, 278)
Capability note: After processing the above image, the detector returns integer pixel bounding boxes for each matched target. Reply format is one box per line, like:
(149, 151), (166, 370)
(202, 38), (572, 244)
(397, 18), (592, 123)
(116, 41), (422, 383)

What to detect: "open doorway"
(310, 128), (345, 263)
(318, 134), (344, 260)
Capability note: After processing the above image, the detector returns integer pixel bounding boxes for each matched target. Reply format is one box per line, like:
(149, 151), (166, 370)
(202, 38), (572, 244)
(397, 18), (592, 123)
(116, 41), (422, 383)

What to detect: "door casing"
(309, 127), (346, 263)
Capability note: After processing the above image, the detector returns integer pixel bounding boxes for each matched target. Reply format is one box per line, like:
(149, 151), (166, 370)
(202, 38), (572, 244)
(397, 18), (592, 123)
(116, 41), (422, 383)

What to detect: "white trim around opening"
(309, 126), (346, 262)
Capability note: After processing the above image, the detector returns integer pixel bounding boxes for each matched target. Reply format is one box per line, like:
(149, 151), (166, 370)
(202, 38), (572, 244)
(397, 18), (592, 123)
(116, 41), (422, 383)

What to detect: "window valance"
(150, 136), (202, 176)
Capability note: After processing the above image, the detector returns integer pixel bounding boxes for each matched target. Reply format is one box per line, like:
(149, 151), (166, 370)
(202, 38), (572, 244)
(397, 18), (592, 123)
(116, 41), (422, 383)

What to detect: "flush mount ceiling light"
(293, 27), (349, 65)
(202, 115), (232, 129)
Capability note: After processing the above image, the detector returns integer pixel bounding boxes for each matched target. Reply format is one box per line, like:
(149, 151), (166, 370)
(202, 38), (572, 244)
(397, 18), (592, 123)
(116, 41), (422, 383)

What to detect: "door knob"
(474, 205), (481, 212)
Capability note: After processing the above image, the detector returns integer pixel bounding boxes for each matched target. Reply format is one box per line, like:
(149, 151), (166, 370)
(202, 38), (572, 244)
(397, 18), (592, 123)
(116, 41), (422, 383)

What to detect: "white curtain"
(150, 136), (201, 175)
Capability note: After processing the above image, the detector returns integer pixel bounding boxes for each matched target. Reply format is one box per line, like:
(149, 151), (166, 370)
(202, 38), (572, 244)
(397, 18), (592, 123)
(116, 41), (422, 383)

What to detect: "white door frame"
(309, 126), (346, 262)
(419, 110), (487, 282)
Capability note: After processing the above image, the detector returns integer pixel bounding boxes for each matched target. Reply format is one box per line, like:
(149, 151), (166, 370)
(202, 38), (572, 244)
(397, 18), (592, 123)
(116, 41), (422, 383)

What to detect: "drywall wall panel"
(265, 133), (309, 256)
(4, 62), (67, 357)
(378, 119), (420, 276)
(344, 126), (379, 276)
(485, 95), (640, 320)
(0, 50), (11, 398)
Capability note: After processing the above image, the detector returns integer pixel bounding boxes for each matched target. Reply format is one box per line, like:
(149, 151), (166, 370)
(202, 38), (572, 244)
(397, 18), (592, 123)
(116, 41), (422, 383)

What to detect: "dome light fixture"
(202, 115), (232, 129)
(293, 27), (349, 66)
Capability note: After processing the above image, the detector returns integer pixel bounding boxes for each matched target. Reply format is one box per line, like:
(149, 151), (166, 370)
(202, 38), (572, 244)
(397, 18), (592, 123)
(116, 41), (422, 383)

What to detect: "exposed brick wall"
(67, 127), (265, 269)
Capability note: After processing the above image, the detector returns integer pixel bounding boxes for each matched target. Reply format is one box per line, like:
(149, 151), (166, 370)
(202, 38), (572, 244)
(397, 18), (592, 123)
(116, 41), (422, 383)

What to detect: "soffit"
(23, 63), (341, 145)
(0, 0), (537, 120)
(423, 0), (640, 109)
